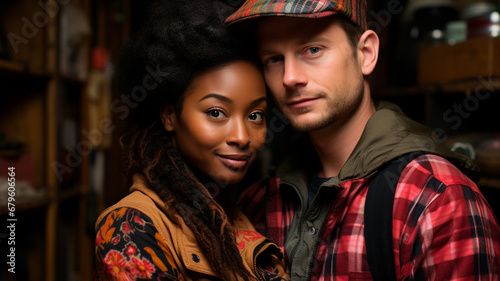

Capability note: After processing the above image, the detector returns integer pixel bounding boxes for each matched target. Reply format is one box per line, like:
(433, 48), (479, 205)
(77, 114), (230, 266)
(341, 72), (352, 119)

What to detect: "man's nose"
(283, 58), (307, 88)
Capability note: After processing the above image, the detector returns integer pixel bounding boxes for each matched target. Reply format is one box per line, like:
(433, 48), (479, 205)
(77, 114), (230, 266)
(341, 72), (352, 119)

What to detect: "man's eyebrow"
(259, 35), (332, 54)
(258, 49), (276, 57)
(198, 93), (233, 104)
(287, 35), (331, 48)
(301, 36), (331, 45)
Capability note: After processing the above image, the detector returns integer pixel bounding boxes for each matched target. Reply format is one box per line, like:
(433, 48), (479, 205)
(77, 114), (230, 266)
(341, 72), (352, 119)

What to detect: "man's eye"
(309, 47), (320, 54)
(269, 56), (282, 64)
(207, 109), (226, 119)
(248, 112), (264, 121)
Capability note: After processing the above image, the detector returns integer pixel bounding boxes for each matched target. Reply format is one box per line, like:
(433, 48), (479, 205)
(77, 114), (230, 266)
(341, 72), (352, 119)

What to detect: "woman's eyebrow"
(198, 93), (232, 104)
(251, 97), (267, 106)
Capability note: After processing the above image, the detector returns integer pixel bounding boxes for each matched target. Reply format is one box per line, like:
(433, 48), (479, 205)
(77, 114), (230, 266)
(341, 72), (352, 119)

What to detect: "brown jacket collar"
(97, 174), (286, 280)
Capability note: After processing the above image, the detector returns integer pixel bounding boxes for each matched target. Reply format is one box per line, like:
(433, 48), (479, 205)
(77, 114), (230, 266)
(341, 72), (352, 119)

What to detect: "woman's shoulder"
(96, 189), (174, 230)
(95, 207), (155, 250)
(94, 206), (183, 280)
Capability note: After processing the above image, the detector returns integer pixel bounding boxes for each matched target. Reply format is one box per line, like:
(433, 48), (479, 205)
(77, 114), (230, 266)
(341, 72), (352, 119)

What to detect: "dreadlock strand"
(143, 147), (164, 184)
(143, 123), (159, 155)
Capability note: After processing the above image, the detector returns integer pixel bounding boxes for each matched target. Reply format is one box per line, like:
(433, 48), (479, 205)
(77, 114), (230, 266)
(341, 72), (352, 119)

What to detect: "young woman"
(94, 1), (289, 280)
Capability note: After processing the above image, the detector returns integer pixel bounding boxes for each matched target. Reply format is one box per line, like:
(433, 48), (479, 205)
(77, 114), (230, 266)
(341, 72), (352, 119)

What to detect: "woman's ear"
(357, 29), (379, 76)
(160, 103), (177, 132)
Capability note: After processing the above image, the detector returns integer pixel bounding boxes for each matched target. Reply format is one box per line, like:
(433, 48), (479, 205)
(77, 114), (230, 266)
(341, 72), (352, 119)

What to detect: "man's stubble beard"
(280, 81), (365, 132)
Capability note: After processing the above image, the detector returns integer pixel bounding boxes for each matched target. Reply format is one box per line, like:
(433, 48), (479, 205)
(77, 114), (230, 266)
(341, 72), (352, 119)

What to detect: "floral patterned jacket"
(94, 174), (289, 281)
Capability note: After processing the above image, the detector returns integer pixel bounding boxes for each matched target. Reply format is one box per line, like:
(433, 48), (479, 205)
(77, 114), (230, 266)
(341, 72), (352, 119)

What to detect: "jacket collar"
(130, 174), (281, 280)
(275, 100), (479, 185)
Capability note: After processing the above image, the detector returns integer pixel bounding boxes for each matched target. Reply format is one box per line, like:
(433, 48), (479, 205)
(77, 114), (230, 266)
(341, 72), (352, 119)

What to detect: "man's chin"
(288, 118), (321, 132)
(286, 113), (335, 132)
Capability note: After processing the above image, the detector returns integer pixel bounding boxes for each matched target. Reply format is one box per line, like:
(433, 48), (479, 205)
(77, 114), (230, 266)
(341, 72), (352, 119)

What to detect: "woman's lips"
(217, 154), (251, 170)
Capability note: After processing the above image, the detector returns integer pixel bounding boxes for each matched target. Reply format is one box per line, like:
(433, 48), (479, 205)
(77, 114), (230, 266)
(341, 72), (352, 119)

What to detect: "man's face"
(257, 16), (365, 132)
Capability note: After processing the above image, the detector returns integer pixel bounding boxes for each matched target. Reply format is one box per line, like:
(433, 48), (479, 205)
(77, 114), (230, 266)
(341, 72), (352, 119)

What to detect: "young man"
(226, 1), (500, 280)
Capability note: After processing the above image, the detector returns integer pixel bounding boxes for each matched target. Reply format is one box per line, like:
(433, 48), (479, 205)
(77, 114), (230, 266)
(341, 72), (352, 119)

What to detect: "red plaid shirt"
(239, 154), (500, 281)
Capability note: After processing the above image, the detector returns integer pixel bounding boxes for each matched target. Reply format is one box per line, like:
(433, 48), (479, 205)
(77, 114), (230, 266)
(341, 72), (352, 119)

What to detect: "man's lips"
(217, 154), (251, 170)
(287, 97), (319, 108)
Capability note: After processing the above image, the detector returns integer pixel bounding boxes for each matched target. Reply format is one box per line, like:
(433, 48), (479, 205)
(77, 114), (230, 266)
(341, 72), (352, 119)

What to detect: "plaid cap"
(225, 0), (367, 31)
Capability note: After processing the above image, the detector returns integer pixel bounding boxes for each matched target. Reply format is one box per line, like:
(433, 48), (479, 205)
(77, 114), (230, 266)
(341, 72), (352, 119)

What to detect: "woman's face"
(162, 60), (267, 185)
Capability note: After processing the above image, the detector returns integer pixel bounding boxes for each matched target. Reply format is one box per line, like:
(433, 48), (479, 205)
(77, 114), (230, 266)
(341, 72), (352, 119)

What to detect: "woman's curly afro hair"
(117, 1), (261, 281)
(118, 0), (257, 124)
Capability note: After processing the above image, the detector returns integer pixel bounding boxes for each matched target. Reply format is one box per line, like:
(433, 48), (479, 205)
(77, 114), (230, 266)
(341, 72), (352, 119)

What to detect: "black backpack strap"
(364, 152), (426, 281)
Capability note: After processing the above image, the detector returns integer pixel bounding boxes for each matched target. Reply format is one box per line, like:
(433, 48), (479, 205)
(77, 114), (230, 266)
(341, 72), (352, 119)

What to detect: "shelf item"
(475, 136), (500, 177)
(418, 36), (500, 84)
(447, 133), (500, 178)
(59, 3), (91, 81)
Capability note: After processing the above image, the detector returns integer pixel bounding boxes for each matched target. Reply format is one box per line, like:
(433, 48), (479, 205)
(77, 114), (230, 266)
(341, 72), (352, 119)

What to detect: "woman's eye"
(248, 112), (264, 121)
(207, 109), (226, 119)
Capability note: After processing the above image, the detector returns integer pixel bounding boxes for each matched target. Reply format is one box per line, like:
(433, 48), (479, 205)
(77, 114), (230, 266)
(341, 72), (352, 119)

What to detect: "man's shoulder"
(391, 153), (480, 208)
(405, 154), (477, 188)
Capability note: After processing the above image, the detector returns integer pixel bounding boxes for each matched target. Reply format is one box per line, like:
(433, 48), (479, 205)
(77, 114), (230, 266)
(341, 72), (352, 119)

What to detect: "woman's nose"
(226, 119), (251, 148)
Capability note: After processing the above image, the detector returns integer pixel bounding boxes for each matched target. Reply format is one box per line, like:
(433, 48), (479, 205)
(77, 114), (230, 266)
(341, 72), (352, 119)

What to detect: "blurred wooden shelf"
(438, 77), (500, 94)
(0, 59), (51, 82)
(1, 0), (95, 279)
(479, 176), (500, 190)
(0, 59), (24, 73)
(378, 76), (500, 98)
